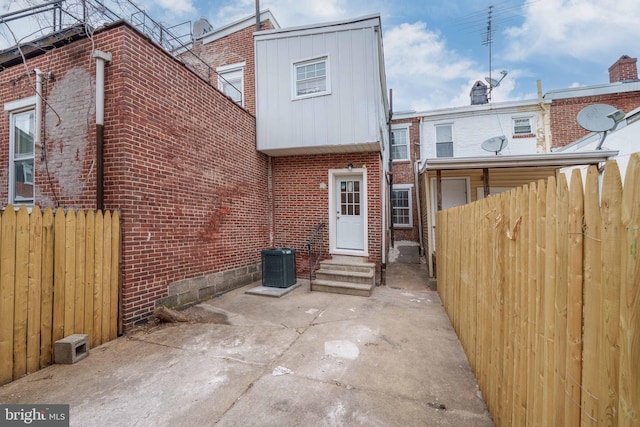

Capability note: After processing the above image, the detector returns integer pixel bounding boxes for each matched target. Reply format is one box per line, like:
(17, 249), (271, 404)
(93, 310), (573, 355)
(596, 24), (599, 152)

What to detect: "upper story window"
(217, 62), (245, 107)
(6, 97), (36, 205)
(435, 124), (453, 158)
(293, 57), (330, 99)
(391, 125), (410, 161)
(513, 117), (532, 135)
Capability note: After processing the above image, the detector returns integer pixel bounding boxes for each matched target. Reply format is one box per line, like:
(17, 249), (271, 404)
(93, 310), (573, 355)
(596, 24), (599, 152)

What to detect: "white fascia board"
(254, 14), (381, 42)
(394, 99), (540, 121)
(420, 150), (619, 173)
(544, 80), (640, 100)
(200, 10), (280, 44)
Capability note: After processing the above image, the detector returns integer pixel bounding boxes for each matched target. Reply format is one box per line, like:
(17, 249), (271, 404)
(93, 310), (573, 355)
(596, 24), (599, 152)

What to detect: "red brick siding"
(0, 23), (269, 329)
(390, 117), (421, 242)
(550, 91), (640, 147)
(271, 152), (383, 279)
(608, 56), (638, 83)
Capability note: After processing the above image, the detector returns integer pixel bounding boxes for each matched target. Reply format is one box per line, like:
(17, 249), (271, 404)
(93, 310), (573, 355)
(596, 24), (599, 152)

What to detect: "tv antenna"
(481, 136), (508, 155)
(482, 6), (508, 100)
(576, 104), (625, 150)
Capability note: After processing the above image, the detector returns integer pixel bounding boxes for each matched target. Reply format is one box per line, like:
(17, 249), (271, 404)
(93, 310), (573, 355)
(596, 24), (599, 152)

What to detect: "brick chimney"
(608, 55), (638, 82)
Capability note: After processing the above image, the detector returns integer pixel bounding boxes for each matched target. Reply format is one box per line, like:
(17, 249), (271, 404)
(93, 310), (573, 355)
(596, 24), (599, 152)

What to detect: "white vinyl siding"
(391, 126), (409, 161)
(293, 57), (329, 99)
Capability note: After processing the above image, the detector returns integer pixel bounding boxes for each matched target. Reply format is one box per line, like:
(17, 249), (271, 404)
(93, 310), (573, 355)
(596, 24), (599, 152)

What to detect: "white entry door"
(335, 176), (365, 251)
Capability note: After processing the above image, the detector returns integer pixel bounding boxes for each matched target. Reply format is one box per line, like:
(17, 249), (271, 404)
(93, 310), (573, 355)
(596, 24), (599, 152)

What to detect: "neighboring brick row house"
(389, 57), (637, 274)
(1, 11), (390, 329)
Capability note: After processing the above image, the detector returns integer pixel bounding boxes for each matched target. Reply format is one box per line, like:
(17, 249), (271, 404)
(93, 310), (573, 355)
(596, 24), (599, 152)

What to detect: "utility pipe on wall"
(34, 69), (43, 147)
(93, 50), (112, 210)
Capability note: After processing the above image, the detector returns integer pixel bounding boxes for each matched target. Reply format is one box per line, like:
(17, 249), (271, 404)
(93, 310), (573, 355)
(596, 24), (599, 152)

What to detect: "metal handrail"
(306, 222), (326, 288)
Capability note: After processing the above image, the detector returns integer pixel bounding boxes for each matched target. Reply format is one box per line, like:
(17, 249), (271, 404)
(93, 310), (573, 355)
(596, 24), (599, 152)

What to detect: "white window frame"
(292, 56), (330, 100)
(435, 124), (454, 158)
(391, 184), (413, 228)
(391, 124), (410, 161)
(513, 116), (533, 135)
(5, 96), (36, 206)
(217, 62), (245, 107)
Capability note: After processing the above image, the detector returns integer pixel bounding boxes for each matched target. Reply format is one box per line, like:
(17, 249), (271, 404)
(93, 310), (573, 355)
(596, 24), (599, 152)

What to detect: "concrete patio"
(0, 260), (493, 426)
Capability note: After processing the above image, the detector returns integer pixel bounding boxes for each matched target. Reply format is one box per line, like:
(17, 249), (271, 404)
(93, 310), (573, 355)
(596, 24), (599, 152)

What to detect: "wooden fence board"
(599, 160), (623, 425)
(0, 207), (120, 384)
(0, 208), (16, 386)
(13, 206), (30, 380)
(75, 211), (86, 334)
(101, 211), (112, 344)
(93, 211), (104, 348)
(554, 173), (569, 427)
(84, 211), (95, 340)
(582, 165), (602, 427)
(619, 152), (639, 425)
(533, 179), (547, 427)
(526, 182), (538, 426)
(64, 209), (76, 338)
(40, 208), (54, 367)
(53, 208), (65, 343)
(26, 206), (42, 374)
(110, 211), (120, 340)
(566, 170), (584, 426)
(543, 176), (558, 427)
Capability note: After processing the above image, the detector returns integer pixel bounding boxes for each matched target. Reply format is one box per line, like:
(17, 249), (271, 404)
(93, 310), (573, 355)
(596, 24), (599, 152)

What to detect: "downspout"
(414, 116), (424, 256)
(93, 50), (112, 210)
(34, 69), (43, 154)
(413, 160), (424, 256)
(387, 89), (393, 248)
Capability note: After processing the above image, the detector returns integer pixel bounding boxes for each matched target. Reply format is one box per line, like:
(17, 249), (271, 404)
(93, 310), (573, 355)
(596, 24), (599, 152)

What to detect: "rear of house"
(0, 22), (269, 330)
(254, 15), (390, 285)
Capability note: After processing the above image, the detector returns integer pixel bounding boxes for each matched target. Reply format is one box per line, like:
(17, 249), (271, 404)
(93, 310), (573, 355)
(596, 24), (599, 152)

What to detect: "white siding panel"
(256, 23), (385, 154)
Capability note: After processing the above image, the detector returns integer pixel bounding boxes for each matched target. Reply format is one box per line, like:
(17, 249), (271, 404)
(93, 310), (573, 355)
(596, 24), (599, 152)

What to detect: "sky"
(2, 0), (640, 112)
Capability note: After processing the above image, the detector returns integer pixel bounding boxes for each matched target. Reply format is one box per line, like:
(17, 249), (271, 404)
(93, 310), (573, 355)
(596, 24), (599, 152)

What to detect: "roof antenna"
(482, 6), (507, 100)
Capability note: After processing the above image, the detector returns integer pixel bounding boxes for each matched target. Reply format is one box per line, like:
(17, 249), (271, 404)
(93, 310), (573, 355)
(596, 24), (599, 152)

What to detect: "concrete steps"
(311, 256), (375, 297)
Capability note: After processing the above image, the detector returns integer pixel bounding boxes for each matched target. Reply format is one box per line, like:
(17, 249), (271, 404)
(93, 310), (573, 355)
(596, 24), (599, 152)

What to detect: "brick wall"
(0, 23), (270, 329)
(390, 117), (421, 242)
(550, 91), (640, 147)
(271, 152), (383, 280)
(188, 19), (276, 116)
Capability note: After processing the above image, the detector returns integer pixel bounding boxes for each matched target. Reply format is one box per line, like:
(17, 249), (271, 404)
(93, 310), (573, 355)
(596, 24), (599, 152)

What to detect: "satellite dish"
(576, 104), (619, 132)
(485, 77), (500, 87)
(482, 136), (508, 155)
(485, 70), (508, 88)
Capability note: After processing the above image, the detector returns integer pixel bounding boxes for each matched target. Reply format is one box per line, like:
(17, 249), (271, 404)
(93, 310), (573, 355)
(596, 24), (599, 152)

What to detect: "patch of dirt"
(128, 306), (229, 335)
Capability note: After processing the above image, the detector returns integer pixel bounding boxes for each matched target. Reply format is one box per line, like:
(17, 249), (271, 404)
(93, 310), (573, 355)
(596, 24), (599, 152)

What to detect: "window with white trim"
(391, 185), (413, 227)
(513, 117), (532, 135)
(436, 124), (453, 158)
(217, 63), (245, 107)
(391, 126), (409, 161)
(6, 98), (36, 205)
(293, 57), (329, 99)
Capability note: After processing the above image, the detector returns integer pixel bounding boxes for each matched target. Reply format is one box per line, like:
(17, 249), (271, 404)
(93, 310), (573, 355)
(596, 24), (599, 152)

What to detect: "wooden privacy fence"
(0, 205), (121, 386)
(436, 154), (639, 427)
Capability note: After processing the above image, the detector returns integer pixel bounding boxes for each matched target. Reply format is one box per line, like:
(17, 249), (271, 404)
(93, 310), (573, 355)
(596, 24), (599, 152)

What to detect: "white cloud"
(384, 21), (485, 111)
(504, 0), (640, 62)
(154, 0), (197, 16)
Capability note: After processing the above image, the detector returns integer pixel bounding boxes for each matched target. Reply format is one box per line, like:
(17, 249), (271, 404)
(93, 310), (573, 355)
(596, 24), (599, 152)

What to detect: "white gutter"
(420, 150), (619, 173)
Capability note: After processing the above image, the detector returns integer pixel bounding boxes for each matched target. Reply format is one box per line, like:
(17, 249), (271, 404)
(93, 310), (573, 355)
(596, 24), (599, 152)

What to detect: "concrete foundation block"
(55, 334), (89, 364)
